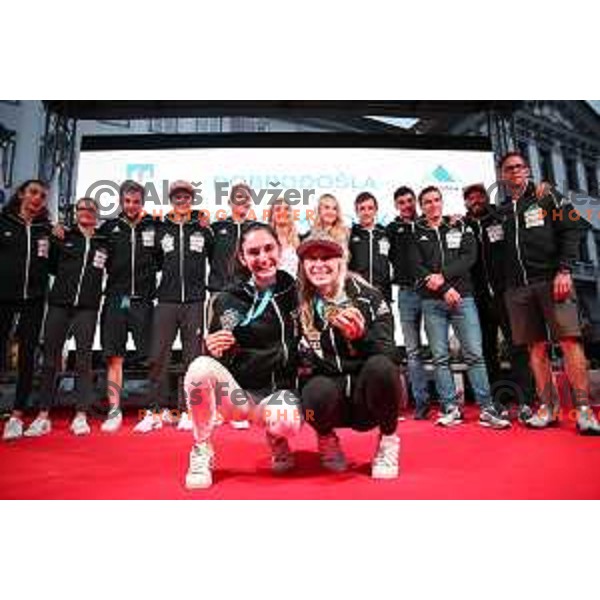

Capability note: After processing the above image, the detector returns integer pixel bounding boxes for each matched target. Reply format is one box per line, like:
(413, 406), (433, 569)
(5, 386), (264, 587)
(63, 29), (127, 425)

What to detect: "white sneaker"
(267, 432), (295, 474)
(101, 408), (123, 433)
(436, 405), (463, 427)
(177, 411), (194, 432)
(24, 416), (52, 438)
(133, 410), (162, 433)
(371, 434), (400, 479)
(70, 414), (91, 436)
(185, 442), (214, 489)
(231, 419), (250, 430)
(3, 417), (24, 441)
(161, 408), (175, 425)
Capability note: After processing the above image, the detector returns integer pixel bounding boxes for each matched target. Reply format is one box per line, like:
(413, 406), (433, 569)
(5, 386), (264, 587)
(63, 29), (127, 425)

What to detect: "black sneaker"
(479, 405), (511, 430)
(414, 404), (430, 421)
(517, 404), (534, 425)
(494, 403), (510, 421)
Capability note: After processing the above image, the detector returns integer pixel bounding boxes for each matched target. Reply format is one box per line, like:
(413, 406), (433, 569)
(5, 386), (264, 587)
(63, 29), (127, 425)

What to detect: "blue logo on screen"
(127, 164), (155, 181)
(432, 165), (455, 183)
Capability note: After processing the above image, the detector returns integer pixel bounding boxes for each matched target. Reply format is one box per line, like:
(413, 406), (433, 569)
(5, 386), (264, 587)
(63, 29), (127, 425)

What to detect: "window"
(538, 147), (555, 184)
(579, 233), (591, 262)
(564, 156), (580, 192)
(517, 140), (530, 164)
(586, 163), (599, 197)
(595, 231), (600, 264)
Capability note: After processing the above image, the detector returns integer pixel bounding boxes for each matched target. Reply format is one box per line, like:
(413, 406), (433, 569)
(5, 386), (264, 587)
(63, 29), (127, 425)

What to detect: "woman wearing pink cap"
(296, 230), (403, 479)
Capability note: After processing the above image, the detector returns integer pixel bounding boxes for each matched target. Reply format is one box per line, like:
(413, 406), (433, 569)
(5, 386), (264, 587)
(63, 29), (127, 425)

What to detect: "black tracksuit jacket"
(497, 182), (583, 289)
(47, 227), (109, 310)
(300, 275), (397, 379)
(348, 223), (392, 300)
(465, 205), (508, 299)
(207, 270), (299, 392)
(0, 208), (53, 303)
(386, 217), (417, 288)
(410, 216), (478, 299)
(98, 213), (161, 301)
(208, 217), (257, 292)
(155, 212), (214, 303)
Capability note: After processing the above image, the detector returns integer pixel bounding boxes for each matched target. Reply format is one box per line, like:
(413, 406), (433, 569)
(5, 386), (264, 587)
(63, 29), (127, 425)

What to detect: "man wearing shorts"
(98, 180), (161, 432)
(499, 151), (600, 434)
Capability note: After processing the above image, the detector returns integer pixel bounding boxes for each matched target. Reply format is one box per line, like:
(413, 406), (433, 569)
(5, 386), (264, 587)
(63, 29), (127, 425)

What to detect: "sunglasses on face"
(30, 189), (48, 200)
(503, 164), (527, 172)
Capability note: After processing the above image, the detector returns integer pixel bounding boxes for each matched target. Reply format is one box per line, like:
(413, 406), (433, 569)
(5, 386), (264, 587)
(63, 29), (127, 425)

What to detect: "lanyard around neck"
(240, 286), (274, 326)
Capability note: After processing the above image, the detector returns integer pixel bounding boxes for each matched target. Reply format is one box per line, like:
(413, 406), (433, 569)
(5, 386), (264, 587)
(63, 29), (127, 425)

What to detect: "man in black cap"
(135, 180), (213, 433)
(463, 183), (535, 422)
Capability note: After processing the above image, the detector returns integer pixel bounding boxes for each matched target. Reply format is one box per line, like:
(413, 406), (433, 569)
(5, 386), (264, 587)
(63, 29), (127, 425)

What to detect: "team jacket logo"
(524, 205), (545, 229)
(446, 230), (462, 249)
(486, 224), (504, 243)
(379, 238), (390, 256)
(161, 234), (175, 253)
(189, 232), (205, 253)
(92, 249), (108, 269)
(142, 229), (155, 247)
(376, 300), (391, 317)
(37, 238), (49, 258)
(303, 332), (323, 359)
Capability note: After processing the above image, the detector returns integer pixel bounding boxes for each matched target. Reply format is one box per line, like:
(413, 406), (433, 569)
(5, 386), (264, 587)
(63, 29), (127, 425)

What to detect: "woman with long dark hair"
(1, 180), (53, 440)
(183, 222), (301, 489)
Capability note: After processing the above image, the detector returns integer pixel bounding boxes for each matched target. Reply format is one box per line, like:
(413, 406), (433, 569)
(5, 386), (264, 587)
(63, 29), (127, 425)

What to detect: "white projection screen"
(75, 135), (497, 348)
(77, 142), (497, 228)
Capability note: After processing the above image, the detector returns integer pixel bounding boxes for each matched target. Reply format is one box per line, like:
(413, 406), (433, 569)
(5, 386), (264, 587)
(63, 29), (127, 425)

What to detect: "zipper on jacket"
(477, 224), (495, 298)
(514, 206), (529, 286)
(368, 229), (373, 283)
(179, 222), (186, 303)
(74, 235), (91, 306)
(270, 297), (289, 364)
(329, 327), (343, 373)
(23, 224), (31, 300)
(130, 225), (136, 296)
(434, 226), (445, 268)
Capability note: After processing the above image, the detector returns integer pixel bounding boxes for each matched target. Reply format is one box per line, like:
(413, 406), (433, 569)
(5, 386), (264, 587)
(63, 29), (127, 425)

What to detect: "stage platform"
(1, 406), (600, 499)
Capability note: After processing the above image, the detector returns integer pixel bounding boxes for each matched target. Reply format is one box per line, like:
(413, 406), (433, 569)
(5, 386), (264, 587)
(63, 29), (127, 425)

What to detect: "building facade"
(2, 100), (599, 345)
(425, 101), (600, 345)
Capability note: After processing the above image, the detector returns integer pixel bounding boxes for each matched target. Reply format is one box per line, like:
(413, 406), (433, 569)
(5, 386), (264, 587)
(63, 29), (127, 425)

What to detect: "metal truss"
(38, 109), (77, 223)
(0, 122), (16, 189)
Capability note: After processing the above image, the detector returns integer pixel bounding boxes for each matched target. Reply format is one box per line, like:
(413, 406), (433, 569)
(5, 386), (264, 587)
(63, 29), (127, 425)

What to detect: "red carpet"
(2, 406), (600, 499)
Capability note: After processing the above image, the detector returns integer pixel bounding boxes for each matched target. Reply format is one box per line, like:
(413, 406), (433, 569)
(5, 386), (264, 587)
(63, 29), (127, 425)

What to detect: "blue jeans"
(398, 289), (429, 409)
(422, 296), (492, 410)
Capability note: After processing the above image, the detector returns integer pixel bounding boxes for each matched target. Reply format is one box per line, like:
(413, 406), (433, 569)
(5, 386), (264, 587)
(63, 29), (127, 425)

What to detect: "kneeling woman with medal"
(297, 231), (403, 479)
(184, 223), (301, 489)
